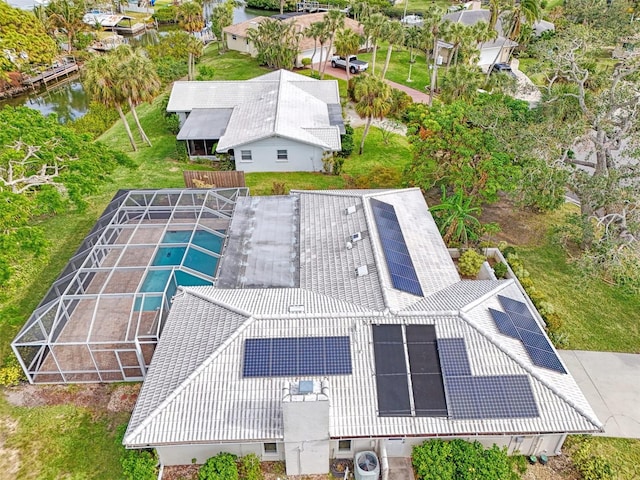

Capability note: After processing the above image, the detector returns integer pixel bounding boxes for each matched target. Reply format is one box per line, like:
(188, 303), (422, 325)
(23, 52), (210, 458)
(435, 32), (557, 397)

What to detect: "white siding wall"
(157, 442), (284, 466)
(225, 33), (257, 56)
(232, 137), (326, 173)
(479, 47), (509, 66)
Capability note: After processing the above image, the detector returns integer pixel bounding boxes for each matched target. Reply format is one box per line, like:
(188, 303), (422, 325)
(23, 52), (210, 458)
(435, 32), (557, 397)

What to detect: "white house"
(123, 189), (601, 476)
(442, 9), (518, 67)
(166, 70), (344, 172)
(223, 12), (365, 66)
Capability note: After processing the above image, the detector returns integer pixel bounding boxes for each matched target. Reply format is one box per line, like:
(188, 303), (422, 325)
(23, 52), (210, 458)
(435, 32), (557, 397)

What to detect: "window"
(240, 150), (252, 162)
(264, 442), (278, 454)
(277, 149), (288, 161)
(232, 34), (237, 40)
(338, 440), (352, 452)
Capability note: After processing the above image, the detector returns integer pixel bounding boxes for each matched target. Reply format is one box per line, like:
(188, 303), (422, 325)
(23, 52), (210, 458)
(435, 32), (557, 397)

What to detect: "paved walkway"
(312, 62), (431, 103)
(559, 350), (640, 438)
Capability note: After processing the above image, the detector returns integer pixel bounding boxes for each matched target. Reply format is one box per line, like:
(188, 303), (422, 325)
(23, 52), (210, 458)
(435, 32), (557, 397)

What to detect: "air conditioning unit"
(354, 451), (380, 480)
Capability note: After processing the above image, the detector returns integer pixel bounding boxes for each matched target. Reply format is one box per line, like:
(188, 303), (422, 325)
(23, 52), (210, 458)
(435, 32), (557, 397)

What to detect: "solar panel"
(242, 336), (352, 377)
(412, 374), (448, 416)
(406, 325), (436, 343)
(437, 338), (472, 377)
(372, 324), (403, 343)
(408, 342), (440, 374)
(446, 375), (539, 419)
(489, 301), (567, 374)
(370, 199), (424, 297)
(376, 374), (412, 416)
(489, 308), (520, 339)
(498, 295), (530, 316)
(373, 342), (407, 375)
(524, 345), (567, 373)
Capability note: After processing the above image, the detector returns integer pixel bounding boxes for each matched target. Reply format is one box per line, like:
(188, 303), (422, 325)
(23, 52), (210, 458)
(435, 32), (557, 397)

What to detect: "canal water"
(2, 1), (270, 123)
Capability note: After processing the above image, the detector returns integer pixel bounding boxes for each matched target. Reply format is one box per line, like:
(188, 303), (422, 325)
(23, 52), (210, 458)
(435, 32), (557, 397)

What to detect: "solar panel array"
(370, 199), (424, 297)
(243, 336), (352, 377)
(437, 337), (540, 419)
(372, 325), (447, 417)
(489, 295), (567, 374)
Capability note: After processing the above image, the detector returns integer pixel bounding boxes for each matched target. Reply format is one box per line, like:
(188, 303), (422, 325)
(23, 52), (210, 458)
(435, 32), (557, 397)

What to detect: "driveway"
(559, 350), (640, 438)
(312, 61), (431, 103)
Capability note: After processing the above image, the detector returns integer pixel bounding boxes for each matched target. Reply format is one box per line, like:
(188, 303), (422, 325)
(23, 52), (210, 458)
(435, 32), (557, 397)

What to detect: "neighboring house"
(224, 12), (365, 67)
(123, 188), (601, 476)
(166, 70), (344, 172)
(442, 9), (518, 67)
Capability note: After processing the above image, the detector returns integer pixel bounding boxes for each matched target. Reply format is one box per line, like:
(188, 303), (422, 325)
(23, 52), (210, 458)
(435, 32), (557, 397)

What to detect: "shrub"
(337, 123), (355, 158)
(301, 57), (312, 68)
(68, 102), (120, 139)
(0, 354), (24, 386)
(493, 262), (508, 279)
(199, 453), (239, 480)
(197, 65), (216, 81)
(458, 250), (486, 277)
(571, 437), (616, 480)
(239, 454), (263, 480)
(271, 182), (287, 195)
(121, 450), (157, 480)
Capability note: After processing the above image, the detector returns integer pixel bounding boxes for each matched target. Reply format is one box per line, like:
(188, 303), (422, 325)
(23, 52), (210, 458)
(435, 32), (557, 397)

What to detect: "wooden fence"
(183, 170), (246, 189)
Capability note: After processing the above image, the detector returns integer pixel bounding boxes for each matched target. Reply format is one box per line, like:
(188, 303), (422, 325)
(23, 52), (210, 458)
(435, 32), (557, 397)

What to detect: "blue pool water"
(137, 229), (224, 310)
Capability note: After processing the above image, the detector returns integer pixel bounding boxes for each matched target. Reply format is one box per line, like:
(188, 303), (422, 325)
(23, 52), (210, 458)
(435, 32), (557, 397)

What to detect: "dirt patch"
(4, 383), (140, 416)
(162, 464), (199, 480)
(522, 454), (580, 480)
(162, 462), (334, 480)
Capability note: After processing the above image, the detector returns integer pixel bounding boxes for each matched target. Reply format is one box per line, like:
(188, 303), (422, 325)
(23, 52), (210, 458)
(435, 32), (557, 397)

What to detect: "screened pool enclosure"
(12, 188), (248, 383)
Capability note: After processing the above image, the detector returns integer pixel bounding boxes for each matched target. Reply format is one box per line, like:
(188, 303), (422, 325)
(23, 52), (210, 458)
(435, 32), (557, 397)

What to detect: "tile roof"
(168, 70), (342, 152)
(124, 189), (601, 448)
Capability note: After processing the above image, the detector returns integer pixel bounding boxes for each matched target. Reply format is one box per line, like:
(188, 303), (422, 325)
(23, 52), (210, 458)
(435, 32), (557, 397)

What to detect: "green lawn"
(357, 45), (432, 90)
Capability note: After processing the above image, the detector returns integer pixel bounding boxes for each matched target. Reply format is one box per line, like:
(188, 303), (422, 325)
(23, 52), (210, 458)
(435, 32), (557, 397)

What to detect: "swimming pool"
(137, 229), (225, 310)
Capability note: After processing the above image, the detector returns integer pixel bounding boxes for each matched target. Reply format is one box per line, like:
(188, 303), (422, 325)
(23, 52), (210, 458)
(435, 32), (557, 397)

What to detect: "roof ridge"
(124, 297), (255, 445)
(457, 310), (603, 431)
(459, 279), (515, 312)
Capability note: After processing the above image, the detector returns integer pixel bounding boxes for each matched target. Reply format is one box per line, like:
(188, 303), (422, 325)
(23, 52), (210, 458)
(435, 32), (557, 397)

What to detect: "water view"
(1, 1), (270, 122)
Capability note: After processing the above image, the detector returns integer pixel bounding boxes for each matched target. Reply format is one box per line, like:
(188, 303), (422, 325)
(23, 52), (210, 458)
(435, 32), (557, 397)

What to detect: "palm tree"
(363, 12), (387, 75)
(506, 0), (542, 41)
(334, 28), (361, 81)
(211, 0), (234, 52)
(430, 187), (482, 247)
(248, 19), (300, 70)
(44, 0), (88, 53)
(438, 65), (483, 103)
(488, 0), (503, 30)
(185, 34), (204, 81)
(83, 55), (137, 151)
(353, 75), (392, 154)
(444, 22), (473, 67)
(381, 20), (405, 79)
(116, 46), (161, 146)
(177, 1), (204, 35)
(307, 21), (325, 76)
(403, 25), (421, 82)
(321, 10), (345, 79)
(421, 7), (446, 106)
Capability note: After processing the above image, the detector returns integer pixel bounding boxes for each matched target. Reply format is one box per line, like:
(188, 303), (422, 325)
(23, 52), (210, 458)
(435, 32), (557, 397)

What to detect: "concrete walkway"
(312, 62), (431, 103)
(559, 350), (640, 438)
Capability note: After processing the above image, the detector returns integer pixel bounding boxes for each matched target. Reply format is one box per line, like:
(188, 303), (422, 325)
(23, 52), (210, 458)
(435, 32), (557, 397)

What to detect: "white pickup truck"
(330, 55), (368, 74)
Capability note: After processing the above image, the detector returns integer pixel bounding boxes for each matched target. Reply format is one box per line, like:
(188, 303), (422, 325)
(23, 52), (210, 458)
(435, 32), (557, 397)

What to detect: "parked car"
(330, 55), (368, 74)
(490, 63), (516, 77)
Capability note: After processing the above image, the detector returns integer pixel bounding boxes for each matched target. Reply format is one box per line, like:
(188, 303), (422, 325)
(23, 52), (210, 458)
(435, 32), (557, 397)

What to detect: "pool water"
(137, 229), (225, 310)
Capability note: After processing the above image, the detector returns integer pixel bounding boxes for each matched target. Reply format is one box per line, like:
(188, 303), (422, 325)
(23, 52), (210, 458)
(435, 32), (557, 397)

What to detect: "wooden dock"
(296, 1), (348, 12)
(22, 62), (79, 87)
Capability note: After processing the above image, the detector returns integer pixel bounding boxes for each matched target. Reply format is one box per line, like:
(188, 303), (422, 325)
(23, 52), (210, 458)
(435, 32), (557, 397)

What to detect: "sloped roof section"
(168, 70), (342, 152)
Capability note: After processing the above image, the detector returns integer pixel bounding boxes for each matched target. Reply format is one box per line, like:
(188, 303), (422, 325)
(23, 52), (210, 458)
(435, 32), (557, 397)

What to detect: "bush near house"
(199, 452), (239, 480)
(458, 250), (486, 277)
(412, 439), (523, 480)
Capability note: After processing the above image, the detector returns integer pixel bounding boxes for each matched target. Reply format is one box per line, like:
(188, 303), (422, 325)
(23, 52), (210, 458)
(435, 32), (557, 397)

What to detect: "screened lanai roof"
(12, 188), (248, 383)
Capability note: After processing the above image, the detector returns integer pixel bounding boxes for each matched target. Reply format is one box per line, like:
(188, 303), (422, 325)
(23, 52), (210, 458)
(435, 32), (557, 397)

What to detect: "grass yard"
(357, 45), (432, 90)
(198, 44), (271, 80)
(518, 239), (640, 353)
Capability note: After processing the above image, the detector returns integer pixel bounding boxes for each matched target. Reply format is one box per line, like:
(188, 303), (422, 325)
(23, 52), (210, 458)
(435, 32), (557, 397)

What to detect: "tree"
(177, 1), (205, 36)
(334, 28), (361, 81)
(381, 20), (404, 79)
(211, 0), (235, 52)
(363, 12), (387, 75)
(0, 107), (131, 289)
(504, 0), (542, 41)
(420, 7), (447, 106)
(115, 46), (162, 146)
(184, 34), (204, 81)
(404, 101), (519, 205)
(444, 22), (473, 67)
(247, 19), (300, 70)
(321, 10), (345, 79)
(0, 3), (58, 78)
(42, 0), (88, 53)
(431, 187), (484, 247)
(307, 21), (326, 77)
(353, 75), (392, 154)
(403, 25), (421, 82)
(439, 65), (483, 103)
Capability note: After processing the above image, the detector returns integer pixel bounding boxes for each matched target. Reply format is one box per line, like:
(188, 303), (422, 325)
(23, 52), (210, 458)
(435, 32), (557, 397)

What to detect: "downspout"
(157, 461), (164, 480)
(379, 439), (389, 480)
